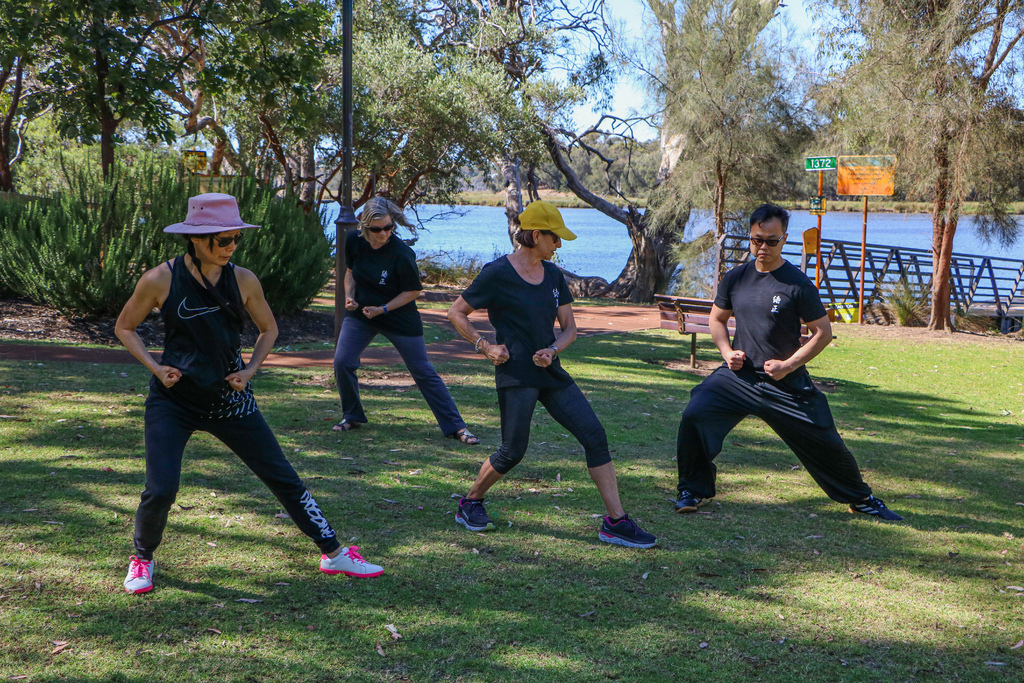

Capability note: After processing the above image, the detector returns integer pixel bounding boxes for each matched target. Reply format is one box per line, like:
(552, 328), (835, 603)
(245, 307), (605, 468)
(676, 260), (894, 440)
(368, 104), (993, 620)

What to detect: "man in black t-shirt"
(673, 204), (902, 521)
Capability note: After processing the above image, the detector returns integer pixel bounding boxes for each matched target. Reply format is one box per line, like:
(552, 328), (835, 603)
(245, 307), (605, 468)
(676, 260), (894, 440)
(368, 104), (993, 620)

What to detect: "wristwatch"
(547, 345), (558, 355)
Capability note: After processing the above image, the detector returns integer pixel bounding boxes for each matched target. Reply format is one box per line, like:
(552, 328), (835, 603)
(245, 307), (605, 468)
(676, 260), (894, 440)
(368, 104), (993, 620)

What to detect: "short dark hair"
(514, 229), (557, 249)
(749, 203), (790, 231)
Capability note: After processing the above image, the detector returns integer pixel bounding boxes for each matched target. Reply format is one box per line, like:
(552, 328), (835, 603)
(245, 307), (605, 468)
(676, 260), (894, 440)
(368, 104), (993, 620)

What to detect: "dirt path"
(0, 305), (662, 369)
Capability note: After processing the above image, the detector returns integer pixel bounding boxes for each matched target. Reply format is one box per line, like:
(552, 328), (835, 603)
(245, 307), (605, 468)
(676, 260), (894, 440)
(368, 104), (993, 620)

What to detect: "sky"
(571, 0), (817, 140)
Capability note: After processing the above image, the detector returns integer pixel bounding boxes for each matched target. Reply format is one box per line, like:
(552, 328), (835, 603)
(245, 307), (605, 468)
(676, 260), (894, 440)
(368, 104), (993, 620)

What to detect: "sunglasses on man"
(215, 234), (244, 248)
(367, 223), (394, 234)
(750, 235), (784, 247)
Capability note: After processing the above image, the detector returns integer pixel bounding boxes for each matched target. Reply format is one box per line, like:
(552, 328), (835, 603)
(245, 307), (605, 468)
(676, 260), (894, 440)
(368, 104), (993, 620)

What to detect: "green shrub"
(223, 177), (332, 314)
(0, 160), (331, 317)
(882, 273), (930, 327)
(0, 161), (185, 316)
(417, 249), (484, 286)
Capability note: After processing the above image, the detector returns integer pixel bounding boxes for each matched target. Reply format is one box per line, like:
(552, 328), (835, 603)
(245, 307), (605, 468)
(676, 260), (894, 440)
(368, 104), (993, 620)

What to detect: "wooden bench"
(654, 294), (819, 368)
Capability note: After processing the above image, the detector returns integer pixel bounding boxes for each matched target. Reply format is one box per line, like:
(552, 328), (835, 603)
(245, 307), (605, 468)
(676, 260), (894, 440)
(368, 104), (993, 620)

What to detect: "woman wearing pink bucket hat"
(114, 193), (383, 594)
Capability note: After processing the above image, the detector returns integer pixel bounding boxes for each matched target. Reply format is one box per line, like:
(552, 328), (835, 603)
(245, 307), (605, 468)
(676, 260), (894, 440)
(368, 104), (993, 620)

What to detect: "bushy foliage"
(0, 159), (331, 317)
(223, 177), (332, 314)
(0, 161), (185, 316)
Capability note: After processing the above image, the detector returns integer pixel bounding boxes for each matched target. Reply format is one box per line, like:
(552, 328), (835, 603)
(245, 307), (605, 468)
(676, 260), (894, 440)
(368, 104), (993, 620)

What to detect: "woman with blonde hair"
(332, 197), (478, 444)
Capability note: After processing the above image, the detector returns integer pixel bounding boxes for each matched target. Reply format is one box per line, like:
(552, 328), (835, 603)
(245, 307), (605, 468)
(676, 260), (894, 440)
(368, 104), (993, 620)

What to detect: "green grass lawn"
(1, 328), (1022, 682)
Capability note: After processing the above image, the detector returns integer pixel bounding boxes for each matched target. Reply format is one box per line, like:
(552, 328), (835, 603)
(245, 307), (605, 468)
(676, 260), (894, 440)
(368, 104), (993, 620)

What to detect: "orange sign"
(836, 155), (896, 196)
(183, 150), (208, 174)
(802, 227), (819, 253)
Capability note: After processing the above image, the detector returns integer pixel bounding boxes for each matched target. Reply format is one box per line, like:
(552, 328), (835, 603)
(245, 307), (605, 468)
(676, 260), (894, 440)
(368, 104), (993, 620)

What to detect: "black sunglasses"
(215, 233), (244, 248)
(367, 223), (394, 234)
(750, 235), (784, 247)
(539, 230), (560, 241)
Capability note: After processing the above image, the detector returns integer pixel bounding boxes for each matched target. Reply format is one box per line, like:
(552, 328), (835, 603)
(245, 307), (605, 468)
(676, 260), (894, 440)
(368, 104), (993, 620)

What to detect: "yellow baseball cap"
(518, 201), (577, 241)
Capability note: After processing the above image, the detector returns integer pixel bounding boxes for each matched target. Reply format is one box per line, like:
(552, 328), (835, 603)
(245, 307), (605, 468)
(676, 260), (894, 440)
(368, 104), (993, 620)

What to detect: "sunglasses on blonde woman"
(215, 234), (244, 248)
(367, 223), (394, 234)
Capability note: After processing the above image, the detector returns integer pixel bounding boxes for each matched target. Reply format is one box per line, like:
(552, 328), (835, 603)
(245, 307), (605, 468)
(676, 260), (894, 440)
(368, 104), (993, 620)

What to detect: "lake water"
(321, 204), (1024, 282)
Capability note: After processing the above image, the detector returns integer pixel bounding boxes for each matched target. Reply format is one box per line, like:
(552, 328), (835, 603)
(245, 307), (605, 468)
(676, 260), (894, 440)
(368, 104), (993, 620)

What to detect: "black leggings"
(489, 382), (612, 475)
(133, 394), (341, 560)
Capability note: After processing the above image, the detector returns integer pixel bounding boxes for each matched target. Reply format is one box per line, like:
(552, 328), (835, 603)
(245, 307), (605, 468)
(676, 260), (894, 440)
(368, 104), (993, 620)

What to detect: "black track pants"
(676, 366), (872, 503)
(132, 394), (342, 560)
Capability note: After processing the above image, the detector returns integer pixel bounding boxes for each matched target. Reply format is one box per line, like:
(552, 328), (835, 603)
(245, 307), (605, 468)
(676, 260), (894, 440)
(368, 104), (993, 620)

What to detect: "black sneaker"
(598, 515), (657, 549)
(455, 497), (495, 531)
(849, 495), (903, 521)
(674, 489), (707, 513)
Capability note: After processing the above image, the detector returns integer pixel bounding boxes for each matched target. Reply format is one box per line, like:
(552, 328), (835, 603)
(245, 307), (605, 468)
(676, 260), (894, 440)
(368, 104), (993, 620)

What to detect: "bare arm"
(228, 267), (278, 391)
(362, 289), (422, 319)
(709, 304), (745, 370)
(114, 264), (181, 386)
(447, 296), (509, 365)
(343, 268), (358, 310)
(532, 303), (577, 367)
(763, 315), (832, 381)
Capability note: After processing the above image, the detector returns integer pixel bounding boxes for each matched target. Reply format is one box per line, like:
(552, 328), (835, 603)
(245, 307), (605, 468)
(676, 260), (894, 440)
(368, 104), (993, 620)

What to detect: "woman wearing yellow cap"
(446, 201), (656, 548)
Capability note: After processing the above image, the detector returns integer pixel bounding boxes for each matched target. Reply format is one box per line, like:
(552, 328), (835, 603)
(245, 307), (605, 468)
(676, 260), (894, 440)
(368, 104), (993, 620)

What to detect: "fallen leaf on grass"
(178, 504), (195, 510)
(50, 641), (69, 654)
(1006, 586), (1024, 591)
(134, 649), (153, 655)
(207, 628), (222, 635)
(274, 512), (290, 519)
(1010, 640), (1023, 650)
(235, 598), (262, 604)
(274, 582), (290, 586)
(579, 610), (595, 618)
(306, 625), (315, 630)
(382, 499), (399, 504)
(382, 460), (399, 465)
(385, 624), (402, 640)
(8, 675), (29, 680)
(731, 442), (745, 448)
(699, 642), (709, 649)
(376, 641), (386, 657)
(22, 509), (38, 512)
(985, 662), (1006, 666)
(207, 542), (217, 547)
(790, 465), (800, 470)
(642, 572), (650, 580)
(100, 466), (114, 473)
(212, 604), (225, 608)
(43, 521), (62, 525)
(806, 535), (824, 539)
(471, 548), (480, 554)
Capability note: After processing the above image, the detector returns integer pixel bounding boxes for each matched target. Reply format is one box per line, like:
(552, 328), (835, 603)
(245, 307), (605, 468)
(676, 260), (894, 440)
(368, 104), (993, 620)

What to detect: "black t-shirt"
(714, 260), (827, 375)
(461, 256), (575, 389)
(346, 230), (423, 336)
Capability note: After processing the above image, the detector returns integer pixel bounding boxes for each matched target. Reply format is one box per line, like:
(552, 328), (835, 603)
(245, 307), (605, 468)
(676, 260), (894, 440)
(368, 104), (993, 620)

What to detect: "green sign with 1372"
(805, 156), (838, 171)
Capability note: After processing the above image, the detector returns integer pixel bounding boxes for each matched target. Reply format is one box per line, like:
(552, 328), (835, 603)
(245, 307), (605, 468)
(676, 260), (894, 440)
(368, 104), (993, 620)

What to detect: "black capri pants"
(676, 366), (872, 503)
(133, 394), (342, 560)
(489, 381), (612, 474)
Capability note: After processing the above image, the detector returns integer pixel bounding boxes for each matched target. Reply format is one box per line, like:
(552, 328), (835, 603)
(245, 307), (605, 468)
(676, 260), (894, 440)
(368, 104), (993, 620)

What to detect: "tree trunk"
(94, 47), (116, 180)
(928, 131), (954, 331)
(499, 155), (523, 247)
(299, 138), (317, 205)
(0, 57), (24, 193)
(713, 158), (729, 281)
(541, 124), (683, 302)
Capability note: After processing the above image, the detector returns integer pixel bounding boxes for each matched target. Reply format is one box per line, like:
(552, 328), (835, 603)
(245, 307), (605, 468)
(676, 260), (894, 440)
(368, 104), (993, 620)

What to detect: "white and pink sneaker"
(124, 555), (155, 594)
(319, 546), (383, 578)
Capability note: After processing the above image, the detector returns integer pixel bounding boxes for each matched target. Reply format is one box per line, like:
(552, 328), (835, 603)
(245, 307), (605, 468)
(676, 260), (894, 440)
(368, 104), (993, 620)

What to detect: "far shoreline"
(451, 190), (1024, 216)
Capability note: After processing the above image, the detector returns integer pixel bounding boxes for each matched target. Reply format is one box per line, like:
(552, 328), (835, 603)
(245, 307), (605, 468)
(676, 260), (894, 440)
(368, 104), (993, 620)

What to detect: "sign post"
(804, 157), (837, 288)
(836, 155), (897, 323)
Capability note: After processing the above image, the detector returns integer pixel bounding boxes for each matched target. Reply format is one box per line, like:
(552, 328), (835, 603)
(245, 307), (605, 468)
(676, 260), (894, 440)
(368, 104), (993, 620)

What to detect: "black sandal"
(332, 419), (361, 432)
(448, 428), (479, 445)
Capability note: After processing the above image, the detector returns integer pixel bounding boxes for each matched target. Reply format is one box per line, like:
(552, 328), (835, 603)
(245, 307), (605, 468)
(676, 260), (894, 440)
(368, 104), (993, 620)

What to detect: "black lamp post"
(334, 0), (357, 340)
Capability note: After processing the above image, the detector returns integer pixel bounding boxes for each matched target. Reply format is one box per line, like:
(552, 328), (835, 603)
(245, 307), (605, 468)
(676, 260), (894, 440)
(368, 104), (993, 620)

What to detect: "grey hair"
(358, 197), (413, 239)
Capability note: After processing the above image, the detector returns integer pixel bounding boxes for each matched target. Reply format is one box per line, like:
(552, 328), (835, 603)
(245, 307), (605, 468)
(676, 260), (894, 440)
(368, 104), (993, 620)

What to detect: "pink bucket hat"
(163, 193), (260, 234)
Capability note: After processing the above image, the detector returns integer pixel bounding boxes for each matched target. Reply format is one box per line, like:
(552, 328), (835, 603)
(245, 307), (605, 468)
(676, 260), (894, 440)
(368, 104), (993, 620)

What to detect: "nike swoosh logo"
(178, 298), (221, 320)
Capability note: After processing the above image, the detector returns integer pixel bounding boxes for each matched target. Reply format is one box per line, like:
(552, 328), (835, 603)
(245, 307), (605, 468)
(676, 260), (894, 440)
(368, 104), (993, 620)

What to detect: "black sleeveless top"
(149, 256), (258, 418)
